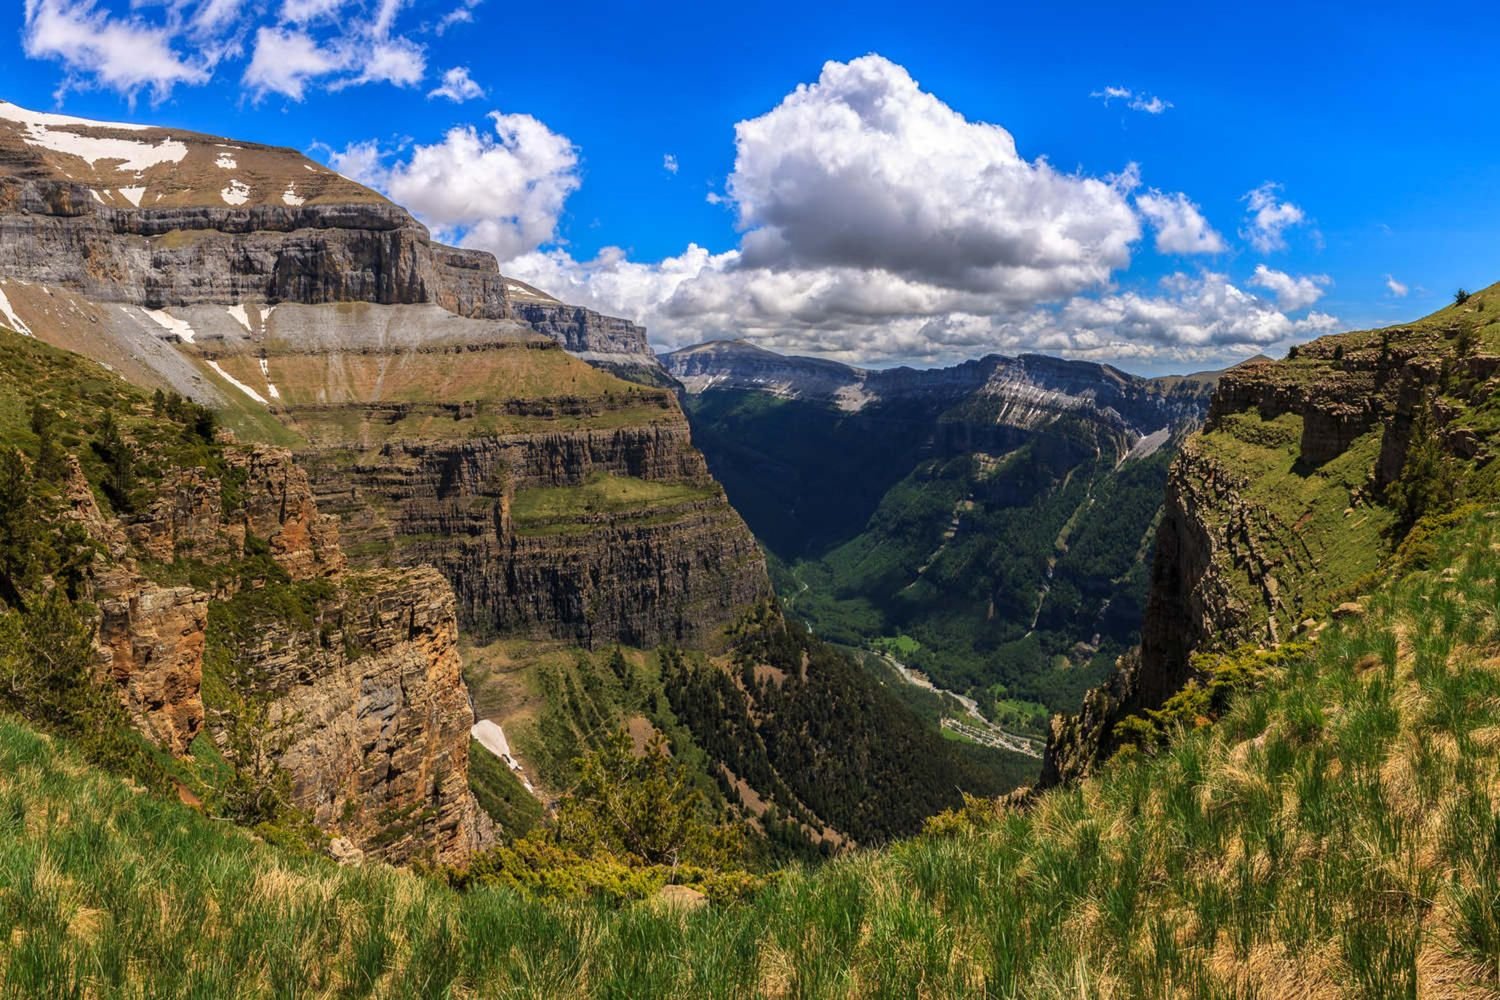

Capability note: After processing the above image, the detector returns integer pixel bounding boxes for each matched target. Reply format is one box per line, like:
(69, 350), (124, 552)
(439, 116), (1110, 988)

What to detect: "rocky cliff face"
(1041, 312), (1500, 786)
(226, 567), (488, 864)
(59, 440), (486, 863)
(299, 411), (770, 648)
(0, 100), (753, 652)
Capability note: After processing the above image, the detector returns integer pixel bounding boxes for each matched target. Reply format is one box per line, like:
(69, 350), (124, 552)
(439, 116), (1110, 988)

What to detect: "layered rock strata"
(300, 417), (771, 647)
(0, 99), (660, 369)
(60, 444), (485, 862)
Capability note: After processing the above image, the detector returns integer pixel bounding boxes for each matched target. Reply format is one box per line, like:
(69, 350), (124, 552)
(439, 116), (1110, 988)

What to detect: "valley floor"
(7, 510), (1500, 997)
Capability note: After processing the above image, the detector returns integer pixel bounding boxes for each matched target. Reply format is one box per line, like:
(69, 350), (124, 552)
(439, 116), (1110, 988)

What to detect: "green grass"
(509, 472), (721, 534)
(1191, 409), (1395, 637)
(467, 740), (546, 839)
(7, 512), (1500, 996)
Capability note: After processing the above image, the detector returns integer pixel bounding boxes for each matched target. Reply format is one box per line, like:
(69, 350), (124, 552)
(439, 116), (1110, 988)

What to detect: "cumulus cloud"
(507, 250), (1332, 367)
(1243, 182), (1307, 253)
(243, 27), (350, 101)
(663, 153), (679, 174)
(1386, 274), (1409, 297)
(22, 0), (212, 102)
(1136, 190), (1226, 255)
(329, 111), (580, 261)
(334, 37), (425, 91)
(1091, 85), (1172, 114)
(724, 55), (1139, 302)
(1249, 264), (1330, 311)
(428, 66), (484, 102)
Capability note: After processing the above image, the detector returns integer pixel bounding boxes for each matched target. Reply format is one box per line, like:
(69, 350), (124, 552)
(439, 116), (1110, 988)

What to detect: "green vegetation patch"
(509, 472), (720, 535)
(467, 740), (545, 839)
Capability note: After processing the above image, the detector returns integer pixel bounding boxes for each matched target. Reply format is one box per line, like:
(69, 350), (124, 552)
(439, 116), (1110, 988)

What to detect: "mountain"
(0, 100), (1017, 860)
(0, 98), (665, 382)
(664, 339), (1223, 743)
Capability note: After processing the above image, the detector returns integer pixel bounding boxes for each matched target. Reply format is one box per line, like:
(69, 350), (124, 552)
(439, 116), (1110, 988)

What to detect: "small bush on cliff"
(1112, 642), (1304, 754)
(554, 730), (744, 870)
(461, 728), (757, 903)
(1388, 394), (1459, 530)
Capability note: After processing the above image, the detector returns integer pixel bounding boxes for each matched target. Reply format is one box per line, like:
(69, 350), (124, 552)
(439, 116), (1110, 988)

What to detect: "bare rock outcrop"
(248, 568), (488, 864)
(56, 445), (485, 861)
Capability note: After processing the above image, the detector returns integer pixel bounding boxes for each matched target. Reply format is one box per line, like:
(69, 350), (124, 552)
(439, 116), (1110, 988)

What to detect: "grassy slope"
(6, 509), (1500, 996)
(1194, 409), (1395, 635)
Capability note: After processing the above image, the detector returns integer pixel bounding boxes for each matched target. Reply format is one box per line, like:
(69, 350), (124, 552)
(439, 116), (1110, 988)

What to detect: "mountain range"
(664, 338), (1225, 735)
(0, 98), (1021, 863)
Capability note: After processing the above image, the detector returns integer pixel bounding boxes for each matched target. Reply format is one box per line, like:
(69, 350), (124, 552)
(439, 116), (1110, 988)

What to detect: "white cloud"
(329, 111), (580, 262)
(243, 27), (349, 101)
(1385, 274), (1409, 297)
(244, 26), (428, 101)
(724, 55), (1139, 301)
(1249, 264), (1330, 311)
(337, 37), (425, 90)
(279, 0), (345, 23)
(428, 66), (484, 102)
(434, 0), (483, 33)
(20, 0), (453, 100)
(1135, 190), (1226, 255)
(663, 153), (679, 174)
(503, 56), (1334, 368)
(1091, 85), (1172, 114)
(22, 0), (212, 102)
(192, 0), (247, 37)
(1243, 182), (1306, 253)
(371, 0), (407, 38)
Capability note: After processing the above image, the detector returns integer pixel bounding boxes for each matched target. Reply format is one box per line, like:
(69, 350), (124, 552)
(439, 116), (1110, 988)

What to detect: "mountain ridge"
(0, 97), (663, 379)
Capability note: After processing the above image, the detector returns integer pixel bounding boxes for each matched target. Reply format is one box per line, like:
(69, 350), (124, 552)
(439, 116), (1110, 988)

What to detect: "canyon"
(665, 338), (1223, 740)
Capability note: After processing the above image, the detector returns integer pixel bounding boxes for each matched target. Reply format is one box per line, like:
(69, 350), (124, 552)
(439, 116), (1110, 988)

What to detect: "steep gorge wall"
(299, 417), (770, 647)
(1042, 334), (1500, 785)
(63, 444), (486, 863)
(0, 172), (656, 363)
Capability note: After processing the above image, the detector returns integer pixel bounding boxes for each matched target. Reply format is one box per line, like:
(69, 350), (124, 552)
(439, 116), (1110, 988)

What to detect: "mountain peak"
(0, 98), (387, 212)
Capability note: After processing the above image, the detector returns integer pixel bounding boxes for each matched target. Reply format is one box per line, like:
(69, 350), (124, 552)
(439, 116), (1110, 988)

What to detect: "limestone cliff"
(295, 389), (771, 647)
(0, 101), (753, 650)
(59, 437), (486, 863)
(220, 567), (487, 864)
(0, 98), (661, 372)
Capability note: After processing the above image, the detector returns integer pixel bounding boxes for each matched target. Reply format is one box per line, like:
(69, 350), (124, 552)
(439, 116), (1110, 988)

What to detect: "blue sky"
(6, 0), (1500, 373)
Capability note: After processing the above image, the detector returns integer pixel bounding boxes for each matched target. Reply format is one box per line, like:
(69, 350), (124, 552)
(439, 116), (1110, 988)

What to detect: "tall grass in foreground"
(8, 512), (1500, 996)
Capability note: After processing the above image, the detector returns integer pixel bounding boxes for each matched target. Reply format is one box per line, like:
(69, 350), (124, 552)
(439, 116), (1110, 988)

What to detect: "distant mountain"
(665, 338), (1227, 739)
(0, 98), (665, 381)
